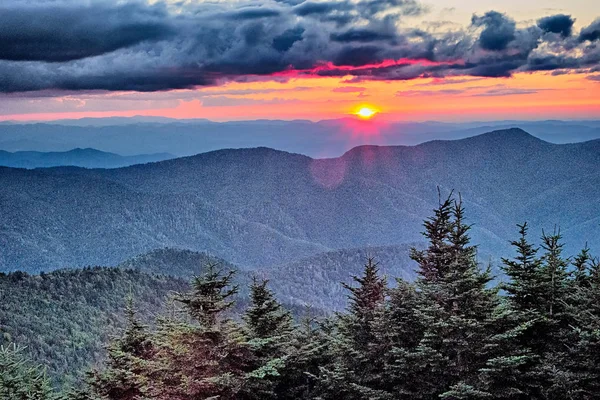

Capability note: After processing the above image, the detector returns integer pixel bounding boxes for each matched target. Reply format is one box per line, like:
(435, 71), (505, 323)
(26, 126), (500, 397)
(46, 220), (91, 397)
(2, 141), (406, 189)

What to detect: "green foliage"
(0, 267), (188, 387)
(0, 344), (55, 400)
(6, 191), (600, 400)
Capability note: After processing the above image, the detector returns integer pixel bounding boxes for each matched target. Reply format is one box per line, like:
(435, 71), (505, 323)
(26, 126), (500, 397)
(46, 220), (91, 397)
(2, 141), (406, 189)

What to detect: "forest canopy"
(2, 193), (600, 400)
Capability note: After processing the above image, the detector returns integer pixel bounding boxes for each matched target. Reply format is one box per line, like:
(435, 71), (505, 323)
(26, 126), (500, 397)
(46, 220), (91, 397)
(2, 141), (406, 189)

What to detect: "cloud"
(0, 3), (174, 62)
(588, 74), (600, 82)
(396, 89), (465, 96)
(471, 11), (516, 51)
(330, 29), (395, 43)
(332, 86), (367, 93)
(537, 14), (574, 37)
(0, 0), (597, 93)
(473, 87), (541, 96)
(580, 19), (600, 42)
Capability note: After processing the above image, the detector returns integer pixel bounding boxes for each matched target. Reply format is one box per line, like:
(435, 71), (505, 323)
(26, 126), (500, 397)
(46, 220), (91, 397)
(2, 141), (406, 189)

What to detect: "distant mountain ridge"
(0, 128), (598, 273)
(115, 246), (418, 312)
(0, 148), (174, 169)
(0, 118), (598, 158)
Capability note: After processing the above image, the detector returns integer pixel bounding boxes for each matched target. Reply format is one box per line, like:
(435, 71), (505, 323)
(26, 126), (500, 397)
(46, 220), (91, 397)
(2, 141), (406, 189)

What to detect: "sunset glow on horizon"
(355, 106), (379, 120)
(0, 0), (598, 123)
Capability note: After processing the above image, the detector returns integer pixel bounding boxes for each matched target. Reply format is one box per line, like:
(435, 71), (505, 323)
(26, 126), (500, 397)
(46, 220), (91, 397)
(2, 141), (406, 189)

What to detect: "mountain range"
(1, 128), (598, 274)
(0, 148), (174, 169)
(1, 118), (599, 158)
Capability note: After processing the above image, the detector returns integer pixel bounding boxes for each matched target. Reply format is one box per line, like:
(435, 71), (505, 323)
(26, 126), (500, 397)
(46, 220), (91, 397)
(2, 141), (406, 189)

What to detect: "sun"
(354, 106), (378, 119)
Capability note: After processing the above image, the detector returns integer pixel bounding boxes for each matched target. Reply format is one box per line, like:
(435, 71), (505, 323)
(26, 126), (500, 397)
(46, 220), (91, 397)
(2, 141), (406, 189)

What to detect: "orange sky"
(1, 71), (598, 122)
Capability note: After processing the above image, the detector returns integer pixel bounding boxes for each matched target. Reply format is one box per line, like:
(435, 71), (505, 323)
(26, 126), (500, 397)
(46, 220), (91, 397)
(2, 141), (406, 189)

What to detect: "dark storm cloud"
(293, 1), (350, 17)
(330, 29), (395, 43)
(272, 27), (305, 52)
(226, 8), (282, 20)
(0, 0), (598, 93)
(537, 14), (574, 37)
(0, 3), (174, 62)
(580, 19), (600, 42)
(471, 11), (516, 51)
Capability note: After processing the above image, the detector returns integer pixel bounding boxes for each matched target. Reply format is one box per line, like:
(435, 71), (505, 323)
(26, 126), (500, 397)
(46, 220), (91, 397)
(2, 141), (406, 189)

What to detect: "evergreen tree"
(0, 344), (56, 400)
(89, 297), (153, 400)
(378, 279), (424, 398)
(146, 264), (252, 399)
(537, 229), (574, 400)
(318, 258), (390, 399)
(241, 277), (294, 400)
(177, 263), (239, 328)
(567, 254), (600, 398)
(477, 222), (543, 399)
(276, 308), (335, 400)
(410, 194), (498, 399)
(501, 223), (543, 312)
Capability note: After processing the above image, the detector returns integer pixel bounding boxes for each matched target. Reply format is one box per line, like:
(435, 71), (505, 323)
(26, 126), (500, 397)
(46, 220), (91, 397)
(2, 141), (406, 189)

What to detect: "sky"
(0, 0), (599, 122)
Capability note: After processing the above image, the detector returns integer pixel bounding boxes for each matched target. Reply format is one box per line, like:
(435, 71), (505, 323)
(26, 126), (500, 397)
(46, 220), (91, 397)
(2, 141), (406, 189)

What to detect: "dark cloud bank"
(0, 0), (598, 93)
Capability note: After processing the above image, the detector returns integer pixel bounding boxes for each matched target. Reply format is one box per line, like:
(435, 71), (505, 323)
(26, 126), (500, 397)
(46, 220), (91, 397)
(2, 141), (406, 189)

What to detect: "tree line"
(3, 194), (600, 399)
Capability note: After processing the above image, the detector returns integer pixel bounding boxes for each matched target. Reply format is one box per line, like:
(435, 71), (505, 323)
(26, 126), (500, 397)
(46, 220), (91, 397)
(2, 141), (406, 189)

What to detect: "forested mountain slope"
(0, 268), (188, 387)
(1, 128), (598, 272)
(0, 148), (173, 169)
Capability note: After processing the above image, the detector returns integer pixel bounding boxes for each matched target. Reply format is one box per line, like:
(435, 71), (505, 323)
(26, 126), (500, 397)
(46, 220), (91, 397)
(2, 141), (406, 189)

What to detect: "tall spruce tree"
(378, 279), (424, 398)
(477, 222), (544, 399)
(241, 277), (294, 400)
(537, 229), (574, 400)
(409, 194), (498, 399)
(146, 264), (252, 399)
(564, 253), (600, 398)
(88, 296), (153, 400)
(276, 308), (335, 400)
(318, 258), (390, 399)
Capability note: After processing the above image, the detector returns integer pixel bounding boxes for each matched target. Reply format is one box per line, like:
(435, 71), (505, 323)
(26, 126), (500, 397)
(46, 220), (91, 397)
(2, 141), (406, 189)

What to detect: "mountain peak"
(468, 127), (545, 142)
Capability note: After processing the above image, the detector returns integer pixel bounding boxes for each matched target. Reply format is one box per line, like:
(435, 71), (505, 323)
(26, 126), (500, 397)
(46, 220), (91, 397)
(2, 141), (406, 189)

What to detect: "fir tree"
(410, 194), (498, 398)
(378, 279), (424, 398)
(89, 296), (153, 400)
(501, 223), (543, 312)
(318, 258), (390, 399)
(241, 277), (294, 400)
(276, 308), (335, 400)
(0, 344), (56, 400)
(177, 263), (239, 327)
(478, 222), (544, 399)
(146, 265), (252, 400)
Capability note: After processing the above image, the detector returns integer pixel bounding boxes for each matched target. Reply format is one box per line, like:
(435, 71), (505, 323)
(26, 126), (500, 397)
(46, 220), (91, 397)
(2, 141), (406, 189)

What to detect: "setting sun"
(355, 106), (378, 119)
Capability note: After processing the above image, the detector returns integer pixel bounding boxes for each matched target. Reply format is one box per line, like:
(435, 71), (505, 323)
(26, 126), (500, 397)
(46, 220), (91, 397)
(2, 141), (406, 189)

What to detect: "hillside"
(117, 247), (239, 278)
(0, 128), (598, 272)
(115, 246), (417, 311)
(0, 148), (173, 169)
(0, 267), (188, 387)
(262, 244), (417, 311)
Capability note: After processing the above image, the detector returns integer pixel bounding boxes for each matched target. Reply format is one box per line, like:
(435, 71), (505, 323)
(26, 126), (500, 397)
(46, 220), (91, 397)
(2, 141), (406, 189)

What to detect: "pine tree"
(276, 308), (335, 400)
(378, 279), (424, 398)
(477, 222), (543, 399)
(244, 277), (293, 340)
(88, 296), (153, 400)
(491, 225), (574, 399)
(537, 229), (575, 400)
(566, 254), (600, 398)
(177, 263), (239, 328)
(501, 223), (543, 312)
(409, 194), (498, 399)
(0, 343), (56, 400)
(241, 277), (294, 400)
(146, 264), (252, 400)
(317, 258), (390, 399)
